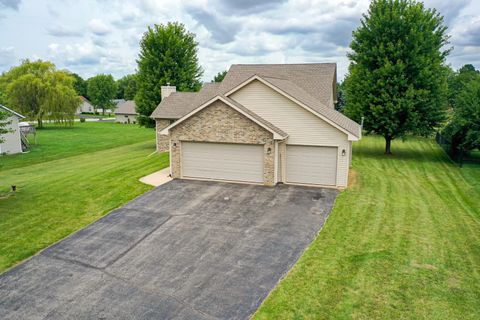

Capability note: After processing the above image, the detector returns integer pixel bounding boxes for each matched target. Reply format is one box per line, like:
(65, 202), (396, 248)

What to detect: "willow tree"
(344, 0), (450, 154)
(0, 60), (80, 128)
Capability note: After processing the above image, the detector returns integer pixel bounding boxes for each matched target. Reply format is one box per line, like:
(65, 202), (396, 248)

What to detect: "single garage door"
(286, 145), (337, 186)
(182, 142), (264, 183)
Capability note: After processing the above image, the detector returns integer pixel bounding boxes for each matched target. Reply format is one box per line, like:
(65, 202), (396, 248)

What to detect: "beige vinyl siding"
(229, 80), (350, 187)
(181, 142), (264, 183)
(0, 115), (22, 155)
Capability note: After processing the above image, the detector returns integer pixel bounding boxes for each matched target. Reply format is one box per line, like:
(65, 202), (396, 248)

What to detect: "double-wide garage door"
(182, 142), (264, 183)
(286, 145), (337, 186)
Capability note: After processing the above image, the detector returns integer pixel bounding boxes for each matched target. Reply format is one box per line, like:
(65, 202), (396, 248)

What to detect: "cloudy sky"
(0, 0), (479, 82)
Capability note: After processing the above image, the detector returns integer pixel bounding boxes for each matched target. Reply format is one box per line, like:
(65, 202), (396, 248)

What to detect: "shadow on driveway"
(0, 180), (337, 320)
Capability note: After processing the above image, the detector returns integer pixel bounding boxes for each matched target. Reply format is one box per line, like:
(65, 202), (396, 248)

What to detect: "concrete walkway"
(139, 167), (172, 187)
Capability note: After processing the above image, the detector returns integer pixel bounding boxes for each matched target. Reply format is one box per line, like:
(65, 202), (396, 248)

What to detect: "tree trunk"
(37, 118), (43, 129)
(385, 136), (392, 154)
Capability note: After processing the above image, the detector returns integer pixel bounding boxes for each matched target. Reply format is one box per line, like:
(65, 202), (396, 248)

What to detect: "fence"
(435, 132), (480, 167)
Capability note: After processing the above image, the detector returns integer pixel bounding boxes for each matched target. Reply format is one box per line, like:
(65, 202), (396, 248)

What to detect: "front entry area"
(181, 142), (264, 183)
(286, 145), (338, 186)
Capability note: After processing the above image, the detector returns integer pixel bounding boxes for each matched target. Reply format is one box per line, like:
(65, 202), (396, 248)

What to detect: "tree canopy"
(71, 73), (88, 98)
(335, 82), (346, 112)
(212, 70), (227, 83)
(443, 75), (480, 155)
(116, 74), (138, 100)
(87, 74), (117, 114)
(447, 64), (479, 108)
(136, 22), (203, 127)
(0, 60), (80, 128)
(344, 0), (450, 154)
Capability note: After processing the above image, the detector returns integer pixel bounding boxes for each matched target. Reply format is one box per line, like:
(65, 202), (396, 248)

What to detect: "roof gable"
(160, 95), (288, 140)
(226, 76), (361, 140)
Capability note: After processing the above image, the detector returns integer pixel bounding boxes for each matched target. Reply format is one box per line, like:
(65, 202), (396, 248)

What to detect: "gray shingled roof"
(151, 63), (361, 138)
(115, 100), (137, 115)
(150, 83), (220, 119)
(220, 63), (336, 108)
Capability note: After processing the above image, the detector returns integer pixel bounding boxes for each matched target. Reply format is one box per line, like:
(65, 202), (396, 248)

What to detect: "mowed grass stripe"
(254, 136), (480, 319)
(0, 122), (155, 171)
(0, 140), (168, 272)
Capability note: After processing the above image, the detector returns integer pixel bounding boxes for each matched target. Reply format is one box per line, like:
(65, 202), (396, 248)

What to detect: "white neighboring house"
(76, 96), (95, 114)
(115, 100), (138, 124)
(0, 104), (26, 155)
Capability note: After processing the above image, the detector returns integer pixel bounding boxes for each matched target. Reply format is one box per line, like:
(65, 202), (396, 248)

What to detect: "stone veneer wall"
(155, 119), (171, 152)
(169, 100), (275, 186)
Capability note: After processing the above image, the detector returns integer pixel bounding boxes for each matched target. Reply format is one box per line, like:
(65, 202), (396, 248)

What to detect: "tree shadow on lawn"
(354, 137), (453, 165)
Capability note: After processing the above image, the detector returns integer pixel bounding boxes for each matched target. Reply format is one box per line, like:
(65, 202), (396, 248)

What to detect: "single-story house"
(0, 104), (26, 155)
(77, 96), (95, 114)
(95, 99), (125, 115)
(115, 100), (138, 124)
(151, 63), (361, 188)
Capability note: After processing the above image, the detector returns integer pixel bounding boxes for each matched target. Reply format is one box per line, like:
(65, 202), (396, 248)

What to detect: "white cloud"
(0, 0), (479, 80)
(88, 19), (111, 36)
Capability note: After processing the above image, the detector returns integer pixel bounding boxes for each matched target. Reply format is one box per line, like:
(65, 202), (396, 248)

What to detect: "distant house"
(115, 100), (138, 124)
(77, 96), (95, 114)
(0, 104), (26, 155)
(95, 99), (125, 115)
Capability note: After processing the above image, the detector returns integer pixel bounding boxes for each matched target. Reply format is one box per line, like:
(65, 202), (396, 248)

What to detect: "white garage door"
(286, 145), (337, 186)
(182, 142), (264, 183)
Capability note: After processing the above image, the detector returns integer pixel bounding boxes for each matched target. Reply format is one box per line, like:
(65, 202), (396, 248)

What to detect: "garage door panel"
(286, 145), (337, 186)
(182, 142), (264, 183)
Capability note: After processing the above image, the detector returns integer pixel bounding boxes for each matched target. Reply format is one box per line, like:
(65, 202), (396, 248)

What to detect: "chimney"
(161, 83), (176, 99)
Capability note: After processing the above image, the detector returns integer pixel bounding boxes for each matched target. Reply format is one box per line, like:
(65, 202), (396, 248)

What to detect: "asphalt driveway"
(0, 180), (337, 320)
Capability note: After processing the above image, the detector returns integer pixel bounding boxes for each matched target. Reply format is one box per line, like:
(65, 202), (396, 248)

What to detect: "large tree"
(443, 77), (480, 155)
(87, 74), (117, 115)
(116, 74), (138, 100)
(136, 22), (203, 127)
(344, 0), (450, 154)
(71, 73), (88, 98)
(0, 60), (80, 128)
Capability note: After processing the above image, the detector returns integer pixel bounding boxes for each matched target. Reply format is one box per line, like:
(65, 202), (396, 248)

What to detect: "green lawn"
(0, 122), (155, 171)
(0, 122), (168, 272)
(255, 136), (480, 319)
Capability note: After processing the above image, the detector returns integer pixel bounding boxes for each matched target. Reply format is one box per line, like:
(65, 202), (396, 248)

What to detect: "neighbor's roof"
(113, 99), (126, 106)
(151, 63), (361, 138)
(0, 104), (25, 119)
(115, 100), (137, 115)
